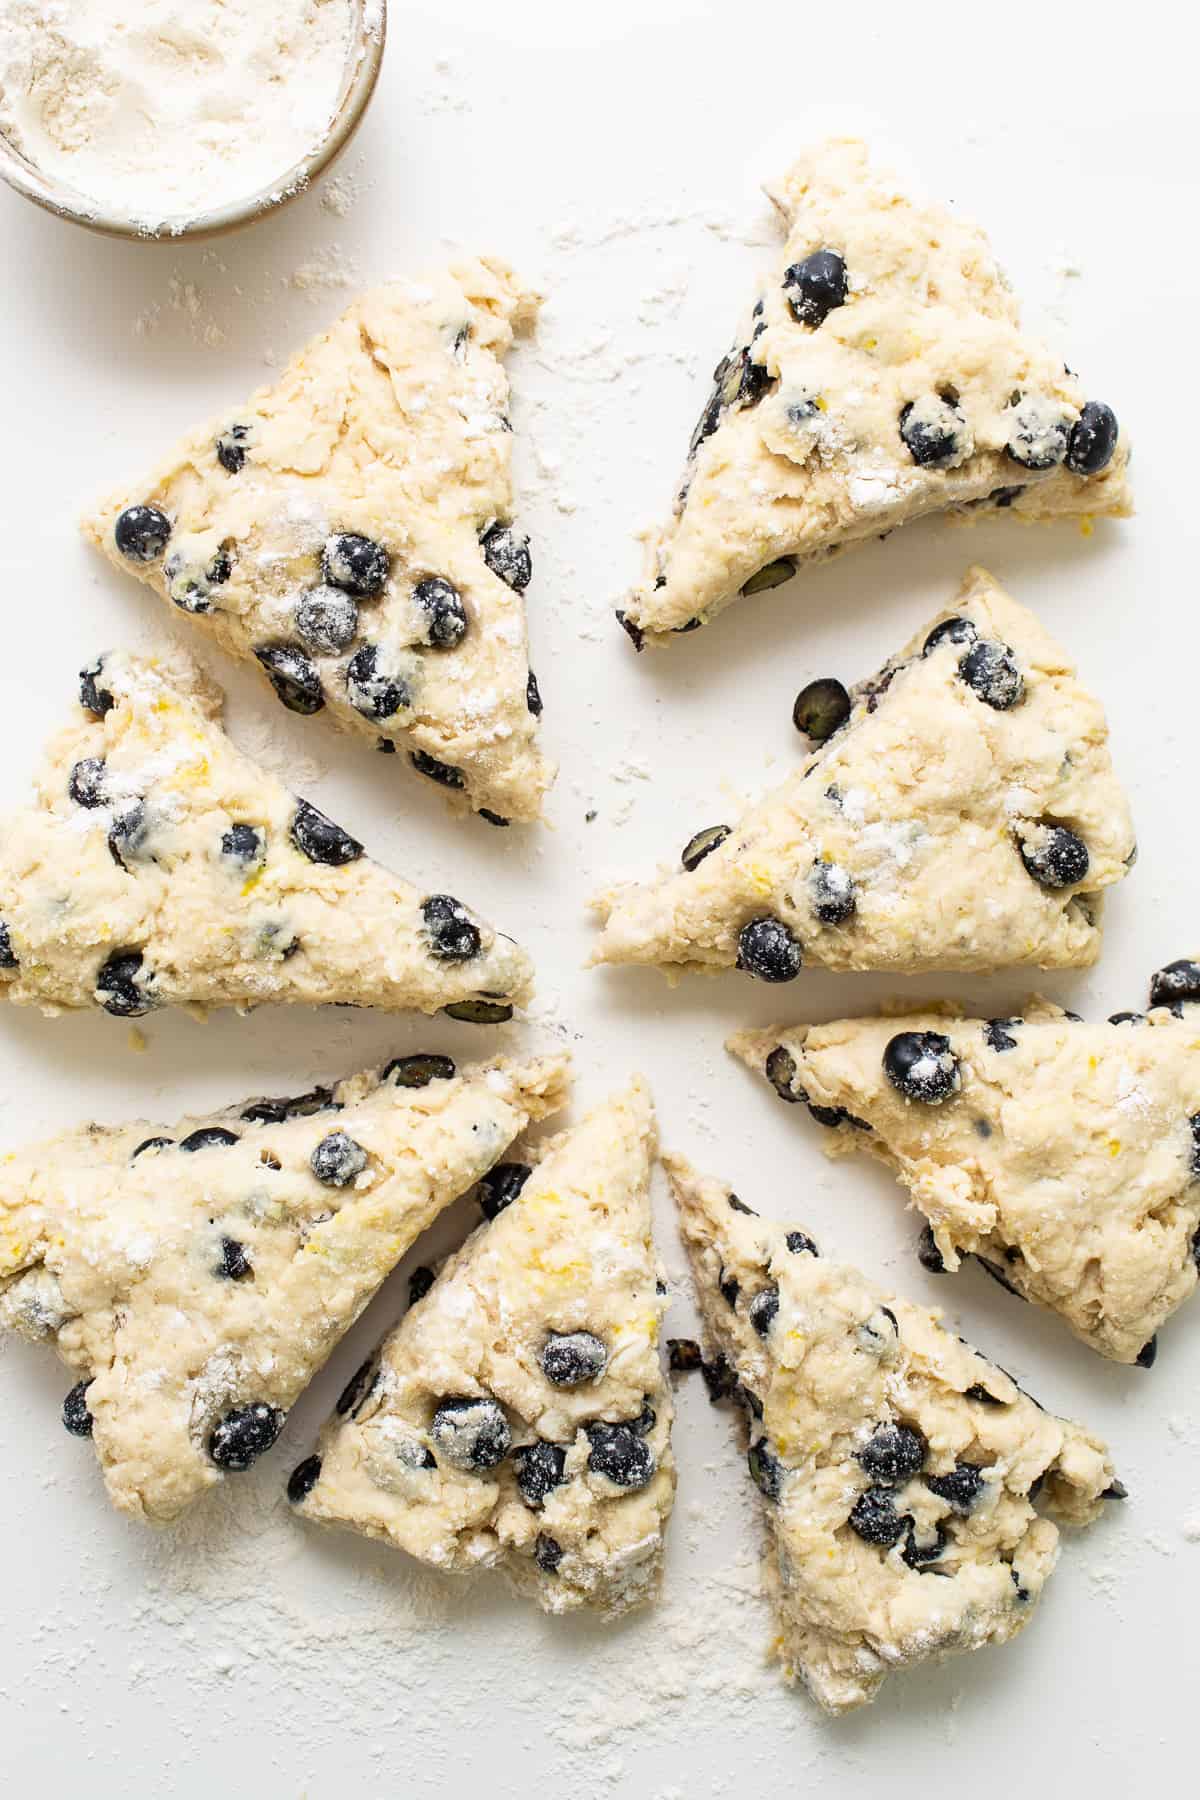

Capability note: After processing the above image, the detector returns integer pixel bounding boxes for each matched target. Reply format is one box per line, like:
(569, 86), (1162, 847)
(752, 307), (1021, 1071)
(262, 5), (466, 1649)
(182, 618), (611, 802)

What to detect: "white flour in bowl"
(0, 0), (377, 228)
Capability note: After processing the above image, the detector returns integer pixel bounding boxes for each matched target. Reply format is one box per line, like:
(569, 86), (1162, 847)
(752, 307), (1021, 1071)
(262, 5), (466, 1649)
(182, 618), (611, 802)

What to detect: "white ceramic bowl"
(0, 0), (386, 241)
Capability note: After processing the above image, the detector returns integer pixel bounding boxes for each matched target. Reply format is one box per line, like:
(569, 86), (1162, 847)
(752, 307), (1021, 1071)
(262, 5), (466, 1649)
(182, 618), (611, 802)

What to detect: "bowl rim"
(0, 0), (386, 243)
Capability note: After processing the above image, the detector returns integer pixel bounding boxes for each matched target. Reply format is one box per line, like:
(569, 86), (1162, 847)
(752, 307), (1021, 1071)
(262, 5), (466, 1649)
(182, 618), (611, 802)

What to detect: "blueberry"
(1108, 1011), (1147, 1027)
(217, 1237), (252, 1281)
(290, 799), (363, 866)
(255, 644), (325, 715)
(1188, 1114), (1200, 1179)
(975, 1255), (1026, 1299)
(792, 677), (851, 742)
(409, 1266), (434, 1306)
(668, 1338), (703, 1372)
(785, 1230), (819, 1256)
(764, 1045), (801, 1102)
(241, 1087), (335, 1124)
(1136, 1336), (1158, 1369)
(345, 643), (410, 722)
(925, 1462), (986, 1513)
(681, 824), (730, 871)
(541, 1331), (608, 1387)
(1066, 401), (1118, 476)
(131, 1135), (174, 1158)
(917, 1224), (946, 1273)
(741, 557), (797, 597)
(180, 1127), (240, 1152)
(857, 1423), (926, 1484)
(422, 894), (482, 961)
(1017, 823), (1089, 889)
(295, 587), (359, 655)
(310, 1131), (368, 1187)
(922, 615), (977, 656)
(63, 1380), (94, 1438)
(808, 860), (856, 925)
(526, 670), (543, 716)
(216, 422), (251, 474)
(108, 802), (149, 870)
(747, 1438), (784, 1501)
(95, 949), (153, 1017)
(384, 1053), (457, 1088)
(68, 757), (107, 808)
(984, 1018), (1020, 1052)
(901, 1521), (948, 1570)
(336, 1360), (377, 1417)
(736, 916), (803, 983)
(716, 345), (773, 411)
(535, 1533), (564, 1573)
(958, 640), (1025, 709)
(1005, 395), (1071, 470)
(1149, 960), (1200, 1009)
(848, 1486), (907, 1546)
(410, 749), (465, 789)
(221, 823), (266, 869)
(783, 250), (848, 327)
(719, 1269), (740, 1308)
(615, 609), (646, 651)
(481, 523), (533, 592)
(748, 1287), (780, 1337)
(964, 1383), (1007, 1407)
(899, 393), (969, 467)
(586, 1422), (656, 1490)
(208, 1402), (284, 1471)
(322, 533), (389, 597)
(443, 999), (513, 1024)
(79, 659), (114, 718)
(514, 1440), (567, 1507)
(114, 504), (171, 562)
(689, 386), (724, 459)
(413, 577), (469, 649)
(287, 1454), (322, 1503)
(701, 1354), (737, 1402)
(883, 1032), (961, 1103)
(165, 548), (231, 613)
(478, 1162), (532, 1220)
(431, 1397), (511, 1471)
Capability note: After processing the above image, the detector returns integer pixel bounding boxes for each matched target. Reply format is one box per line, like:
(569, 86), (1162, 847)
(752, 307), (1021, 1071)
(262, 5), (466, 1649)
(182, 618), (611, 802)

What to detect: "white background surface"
(0, 2), (1195, 1792)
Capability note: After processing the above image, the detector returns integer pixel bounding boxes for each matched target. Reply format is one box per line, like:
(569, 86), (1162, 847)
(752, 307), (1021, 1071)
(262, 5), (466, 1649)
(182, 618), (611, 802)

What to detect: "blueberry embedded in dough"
(165, 544), (232, 614)
(1066, 401), (1119, 475)
(899, 391), (973, 468)
(1016, 821), (1090, 890)
(1004, 393), (1073, 470)
(220, 823), (267, 871)
(346, 643), (411, 721)
(215, 422), (252, 475)
(421, 894), (482, 962)
(412, 576), (469, 649)
(309, 1131), (368, 1188)
(957, 638), (1025, 710)
(431, 1397), (511, 1471)
(792, 677), (851, 742)
(540, 1330), (608, 1388)
(410, 748), (466, 790)
(68, 756), (107, 808)
(179, 1127), (240, 1153)
(114, 503), (171, 563)
(79, 658), (114, 718)
(782, 248), (849, 328)
(481, 523), (533, 592)
(208, 1402), (284, 1471)
(62, 1379), (94, 1438)
(294, 586), (359, 654)
(383, 1054), (457, 1089)
(681, 824), (730, 872)
(289, 799), (363, 867)
(807, 859), (856, 925)
(94, 948), (155, 1018)
(883, 1031), (961, 1103)
(254, 642), (325, 715)
(476, 1160), (531, 1219)
(322, 532), (390, 598)
(736, 917), (804, 983)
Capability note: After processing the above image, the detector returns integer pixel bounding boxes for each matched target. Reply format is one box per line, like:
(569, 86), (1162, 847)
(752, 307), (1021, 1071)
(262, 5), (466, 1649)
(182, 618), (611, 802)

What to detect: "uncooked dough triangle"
(731, 980), (1200, 1363)
(592, 568), (1134, 980)
(0, 646), (533, 1019)
(620, 139), (1130, 646)
(82, 259), (554, 824)
(292, 1078), (676, 1617)
(665, 1153), (1119, 1714)
(0, 1051), (569, 1523)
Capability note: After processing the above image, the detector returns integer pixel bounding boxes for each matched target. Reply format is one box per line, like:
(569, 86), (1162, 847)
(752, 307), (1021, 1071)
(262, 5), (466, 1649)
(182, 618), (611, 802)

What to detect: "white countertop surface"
(0, 1), (1193, 1792)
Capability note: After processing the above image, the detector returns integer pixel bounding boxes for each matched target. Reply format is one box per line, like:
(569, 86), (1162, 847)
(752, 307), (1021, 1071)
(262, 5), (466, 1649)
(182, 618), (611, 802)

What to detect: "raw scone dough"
(0, 1052), (569, 1523)
(621, 140), (1131, 645)
(82, 260), (554, 824)
(666, 1154), (1118, 1713)
(0, 647), (533, 1019)
(732, 997), (1200, 1364)
(293, 1079), (676, 1617)
(592, 569), (1134, 980)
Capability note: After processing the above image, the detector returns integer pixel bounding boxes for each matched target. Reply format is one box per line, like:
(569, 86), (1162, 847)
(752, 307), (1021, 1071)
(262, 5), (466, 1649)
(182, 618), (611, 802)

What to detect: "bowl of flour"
(0, 0), (385, 238)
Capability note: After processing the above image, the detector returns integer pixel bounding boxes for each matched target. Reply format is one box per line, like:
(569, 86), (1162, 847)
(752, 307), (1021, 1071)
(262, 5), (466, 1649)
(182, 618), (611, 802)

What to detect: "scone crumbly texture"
(665, 1154), (1116, 1714)
(732, 998), (1200, 1364)
(82, 259), (554, 824)
(295, 1078), (676, 1618)
(0, 1052), (570, 1523)
(623, 138), (1130, 644)
(0, 647), (533, 1019)
(593, 568), (1134, 978)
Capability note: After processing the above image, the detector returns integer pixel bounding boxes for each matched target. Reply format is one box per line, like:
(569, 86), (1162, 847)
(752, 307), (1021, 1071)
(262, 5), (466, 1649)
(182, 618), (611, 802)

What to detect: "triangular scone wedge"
(665, 1154), (1119, 1714)
(291, 1078), (676, 1617)
(82, 260), (553, 824)
(593, 569), (1134, 981)
(620, 139), (1130, 646)
(0, 647), (533, 1019)
(0, 1052), (569, 1523)
(732, 991), (1200, 1365)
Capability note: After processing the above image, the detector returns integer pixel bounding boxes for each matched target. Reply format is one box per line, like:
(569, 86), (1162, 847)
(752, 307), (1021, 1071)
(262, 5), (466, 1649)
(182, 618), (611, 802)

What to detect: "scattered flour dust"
(0, 0), (378, 229)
